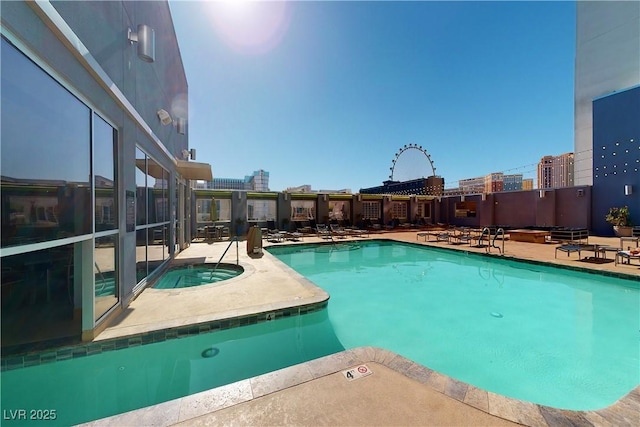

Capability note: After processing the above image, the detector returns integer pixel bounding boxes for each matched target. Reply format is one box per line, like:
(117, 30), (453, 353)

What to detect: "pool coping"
(81, 346), (640, 427)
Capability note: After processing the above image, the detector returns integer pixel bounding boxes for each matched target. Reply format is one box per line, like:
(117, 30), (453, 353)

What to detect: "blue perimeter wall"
(592, 85), (640, 236)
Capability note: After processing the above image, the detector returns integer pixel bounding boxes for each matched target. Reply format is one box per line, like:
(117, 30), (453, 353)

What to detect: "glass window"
(390, 202), (408, 220)
(328, 200), (350, 221)
(135, 148), (147, 226)
(247, 199), (276, 221)
(417, 203), (432, 219)
(94, 114), (117, 232)
(1, 37), (91, 247)
(1, 244), (77, 347)
(455, 201), (477, 218)
(362, 201), (381, 220)
(95, 236), (117, 320)
(134, 148), (171, 285)
(290, 200), (315, 221)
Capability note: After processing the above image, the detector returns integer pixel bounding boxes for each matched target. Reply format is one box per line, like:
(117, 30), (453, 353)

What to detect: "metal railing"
(210, 237), (239, 280)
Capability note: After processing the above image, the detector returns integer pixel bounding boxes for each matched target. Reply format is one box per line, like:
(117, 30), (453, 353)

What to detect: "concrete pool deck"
(87, 231), (640, 426)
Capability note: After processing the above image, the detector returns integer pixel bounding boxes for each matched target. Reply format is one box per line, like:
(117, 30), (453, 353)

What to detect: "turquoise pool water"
(0, 310), (343, 426)
(268, 240), (639, 410)
(153, 264), (242, 289)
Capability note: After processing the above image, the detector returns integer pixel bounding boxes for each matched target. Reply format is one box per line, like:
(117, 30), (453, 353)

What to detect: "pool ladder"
(479, 227), (505, 255)
(210, 237), (239, 280)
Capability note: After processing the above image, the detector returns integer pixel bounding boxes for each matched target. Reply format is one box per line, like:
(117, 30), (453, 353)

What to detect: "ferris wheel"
(389, 143), (437, 181)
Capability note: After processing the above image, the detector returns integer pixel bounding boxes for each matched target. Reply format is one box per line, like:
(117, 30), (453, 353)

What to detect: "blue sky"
(169, 1), (576, 192)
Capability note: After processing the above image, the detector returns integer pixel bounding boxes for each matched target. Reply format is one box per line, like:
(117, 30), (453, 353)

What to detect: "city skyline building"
(537, 153), (574, 189)
(198, 169), (270, 191)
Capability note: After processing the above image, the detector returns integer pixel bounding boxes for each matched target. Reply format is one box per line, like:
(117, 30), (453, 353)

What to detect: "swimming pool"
(268, 240), (639, 410)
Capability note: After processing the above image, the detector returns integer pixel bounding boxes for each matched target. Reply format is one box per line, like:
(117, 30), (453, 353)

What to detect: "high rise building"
(202, 170), (270, 191)
(537, 153), (574, 189)
(522, 178), (534, 191)
(503, 174), (524, 192)
(574, 1), (640, 185)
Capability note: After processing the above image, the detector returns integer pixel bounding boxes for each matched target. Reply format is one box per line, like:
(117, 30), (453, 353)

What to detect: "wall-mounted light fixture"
(157, 109), (172, 125)
(128, 24), (155, 63)
(323, 194), (327, 202)
(625, 185), (633, 196)
(461, 195), (465, 202)
(175, 118), (186, 135)
(539, 190), (546, 198)
(357, 194), (362, 202)
(481, 193), (487, 201)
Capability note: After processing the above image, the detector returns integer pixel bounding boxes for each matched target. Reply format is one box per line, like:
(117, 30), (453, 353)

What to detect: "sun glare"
(206, 0), (292, 55)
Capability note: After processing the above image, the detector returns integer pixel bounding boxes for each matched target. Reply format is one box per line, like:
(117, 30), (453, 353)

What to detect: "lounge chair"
(330, 222), (347, 238)
(295, 221), (313, 234)
(265, 220), (284, 243)
(316, 224), (332, 239)
(555, 244), (583, 258)
(615, 249), (640, 265)
(450, 228), (473, 245)
(343, 219), (367, 237)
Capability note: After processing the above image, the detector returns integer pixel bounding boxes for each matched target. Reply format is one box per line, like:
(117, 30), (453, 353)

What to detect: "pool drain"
(201, 347), (220, 358)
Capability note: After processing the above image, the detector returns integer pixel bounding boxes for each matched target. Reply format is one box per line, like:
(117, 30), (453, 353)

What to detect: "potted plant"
(605, 206), (633, 237)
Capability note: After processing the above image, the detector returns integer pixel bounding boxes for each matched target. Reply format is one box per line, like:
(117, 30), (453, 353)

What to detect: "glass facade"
(1, 37), (120, 345)
(1, 37), (91, 248)
(135, 148), (170, 286)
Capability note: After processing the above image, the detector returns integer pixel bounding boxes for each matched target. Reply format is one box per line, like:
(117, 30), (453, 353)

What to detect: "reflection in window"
(135, 148), (171, 285)
(247, 199), (276, 221)
(94, 114), (117, 232)
(1, 37), (91, 247)
(1, 244), (78, 347)
(95, 236), (117, 321)
(290, 200), (315, 221)
(136, 229), (147, 283)
(135, 148), (147, 226)
(328, 201), (350, 221)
